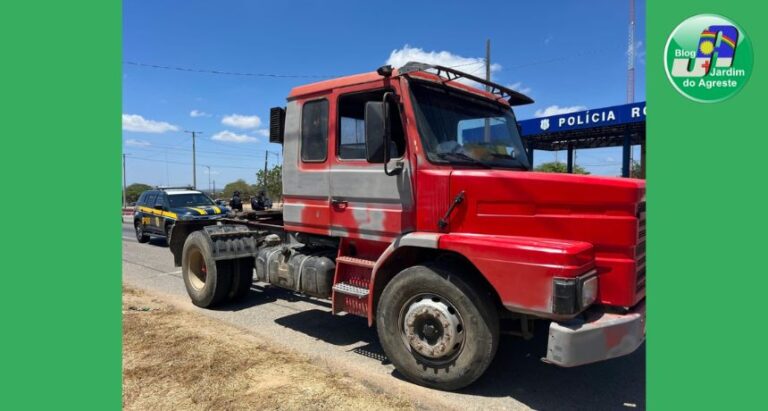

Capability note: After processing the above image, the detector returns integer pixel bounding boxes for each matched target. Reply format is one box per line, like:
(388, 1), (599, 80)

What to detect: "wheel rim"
(187, 248), (207, 290)
(135, 224), (143, 239)
(399, 293), (465, 364)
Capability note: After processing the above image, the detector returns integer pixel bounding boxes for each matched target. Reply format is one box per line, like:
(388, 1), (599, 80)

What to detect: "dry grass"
(122, 286), (414, 411)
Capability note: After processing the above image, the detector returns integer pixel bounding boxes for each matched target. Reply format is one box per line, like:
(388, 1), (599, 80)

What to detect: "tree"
(254, 165), (283, 202)
(221, 179), (253, 199)
(534, 161), (590, 175)
(630, 159), (644, 179)
(125, 183), (152, 204)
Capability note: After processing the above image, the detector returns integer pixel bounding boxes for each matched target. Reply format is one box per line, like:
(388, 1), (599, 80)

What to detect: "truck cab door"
(282, 98), (333, 235)
(328, 86), (413, 242)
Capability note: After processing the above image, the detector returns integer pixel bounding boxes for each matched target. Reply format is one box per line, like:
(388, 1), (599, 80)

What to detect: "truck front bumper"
(544, 300), (645, 367)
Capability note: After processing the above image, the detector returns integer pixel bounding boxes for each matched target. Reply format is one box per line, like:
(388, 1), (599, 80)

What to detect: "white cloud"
(125, 139), (151, 147)
(122, 114), (179, 133)
(386, 45), (500, 85)
(190, 109), (210, 118)
(222, 114), (261, 129)
(211, 130), (258, 143)
(255, 129), (270, 137)
(534, 105), (587, 117)
(507, 82), (532, 95)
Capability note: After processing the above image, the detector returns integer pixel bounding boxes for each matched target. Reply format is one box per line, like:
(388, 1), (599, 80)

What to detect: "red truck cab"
(175, 62), (645, 390)
(275, 62), (646, 386)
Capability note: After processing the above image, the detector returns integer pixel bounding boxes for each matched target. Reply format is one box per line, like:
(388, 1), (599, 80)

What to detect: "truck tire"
(135, 221), (150, 243)
(182, 231), (233, 308)
(228, 258), (254, 301)
(376, 264), (499, 390)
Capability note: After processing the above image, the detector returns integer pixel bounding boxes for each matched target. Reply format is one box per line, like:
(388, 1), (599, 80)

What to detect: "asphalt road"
(122, 222), (645, 410)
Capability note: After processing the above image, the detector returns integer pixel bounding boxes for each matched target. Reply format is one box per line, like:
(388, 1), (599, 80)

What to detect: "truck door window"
(338, 90), (404, 160)
(301, 99), (329, 162)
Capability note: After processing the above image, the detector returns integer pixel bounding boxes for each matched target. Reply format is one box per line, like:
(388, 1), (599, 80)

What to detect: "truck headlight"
(581, 275), (598, 308)
(552, 270), (598, 315)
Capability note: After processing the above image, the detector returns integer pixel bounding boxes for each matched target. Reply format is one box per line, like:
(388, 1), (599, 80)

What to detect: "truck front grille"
(635, 202), (646, 293)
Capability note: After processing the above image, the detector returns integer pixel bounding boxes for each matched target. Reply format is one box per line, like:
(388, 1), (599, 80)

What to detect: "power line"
(124, 61), (340, 79)
(126, 155), (261, 170)
(124, 60), (488, 80)
(126, 144), (271, 159)
(503, 44), (626, 71)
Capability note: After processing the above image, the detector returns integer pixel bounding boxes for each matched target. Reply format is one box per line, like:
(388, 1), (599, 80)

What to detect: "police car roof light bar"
(155, 185), (195, 191)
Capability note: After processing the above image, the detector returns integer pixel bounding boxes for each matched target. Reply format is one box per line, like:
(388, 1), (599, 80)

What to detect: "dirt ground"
(122, 286), (414, 410)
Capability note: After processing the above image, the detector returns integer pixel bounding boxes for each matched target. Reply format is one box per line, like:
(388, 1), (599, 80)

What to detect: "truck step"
(335, 256), (376, 269)
(332, 282), (369, 298)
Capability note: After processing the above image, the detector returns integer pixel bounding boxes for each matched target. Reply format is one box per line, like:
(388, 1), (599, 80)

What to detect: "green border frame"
(2, 0), (766, 408)
(649, 0), (766, 408)
(1, 1), (121, 408)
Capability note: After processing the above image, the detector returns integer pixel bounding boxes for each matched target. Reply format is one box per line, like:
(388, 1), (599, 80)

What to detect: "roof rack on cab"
(394, 61), (534, 106)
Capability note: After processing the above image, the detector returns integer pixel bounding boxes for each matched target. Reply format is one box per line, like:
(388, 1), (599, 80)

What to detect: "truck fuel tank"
(256, 245), (336, 298)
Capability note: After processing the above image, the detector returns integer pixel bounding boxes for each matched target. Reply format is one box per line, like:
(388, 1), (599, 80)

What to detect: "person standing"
(230, 190), (243, 212)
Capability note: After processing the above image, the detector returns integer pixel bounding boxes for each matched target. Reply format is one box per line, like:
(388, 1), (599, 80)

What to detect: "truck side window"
(301, 99), (329, 162)
(137, 192), (146, 205)
(338, 90), (404, 159)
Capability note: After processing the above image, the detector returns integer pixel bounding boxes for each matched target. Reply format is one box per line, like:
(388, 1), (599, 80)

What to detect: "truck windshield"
(168, 193), (215, 208)
(409, 81), (530, 170)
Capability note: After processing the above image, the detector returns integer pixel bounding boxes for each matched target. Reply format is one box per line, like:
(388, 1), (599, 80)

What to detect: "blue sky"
(123, 0), (646, 188)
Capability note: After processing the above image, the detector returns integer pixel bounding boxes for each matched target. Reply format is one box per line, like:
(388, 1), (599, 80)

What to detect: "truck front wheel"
(182, 231), (233, 308)
(376, 264), (499, 390)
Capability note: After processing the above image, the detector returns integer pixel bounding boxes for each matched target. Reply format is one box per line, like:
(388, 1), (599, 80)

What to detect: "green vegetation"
(534, 161), (590, 175)
(125, 183), (152, 204)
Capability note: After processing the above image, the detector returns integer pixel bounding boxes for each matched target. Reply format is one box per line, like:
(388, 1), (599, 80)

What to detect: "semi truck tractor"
(164, 62), (646, 390)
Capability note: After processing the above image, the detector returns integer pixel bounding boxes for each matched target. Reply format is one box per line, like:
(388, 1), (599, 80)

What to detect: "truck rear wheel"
(227, 258), (254, 301)
(376, 264), (499, 390)
(182, 231), (233, 308)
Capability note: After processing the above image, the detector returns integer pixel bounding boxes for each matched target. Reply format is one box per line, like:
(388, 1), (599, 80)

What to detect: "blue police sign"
(519, 102), (646, 136)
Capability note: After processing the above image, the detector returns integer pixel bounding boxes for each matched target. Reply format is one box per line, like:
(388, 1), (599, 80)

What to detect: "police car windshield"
(168, 193), (215, 208)
(409, 81), (530, 170)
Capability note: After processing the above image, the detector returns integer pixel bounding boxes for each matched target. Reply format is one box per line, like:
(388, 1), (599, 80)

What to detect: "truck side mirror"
(269, 106), (286, 144)
(364, 101), (387, 163)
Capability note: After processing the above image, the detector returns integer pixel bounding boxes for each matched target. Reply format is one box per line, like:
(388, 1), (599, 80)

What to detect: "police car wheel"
(164, 222), (174, 243)
(182, 231), (233, 308)
(135, 221), (150, 243)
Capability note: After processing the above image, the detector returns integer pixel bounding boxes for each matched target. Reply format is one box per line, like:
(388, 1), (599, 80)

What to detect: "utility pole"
(484, 39), (491, 142)
(184, 130), (203, 189)
(213, 180), (216, 198)
(122, 153), (127, 207)
(263, 150), (269, 190)
(205, 165), (212, 194)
